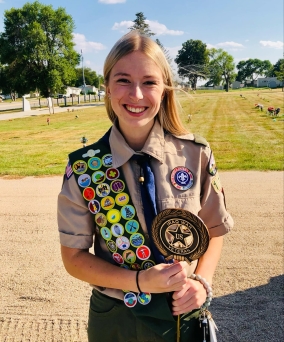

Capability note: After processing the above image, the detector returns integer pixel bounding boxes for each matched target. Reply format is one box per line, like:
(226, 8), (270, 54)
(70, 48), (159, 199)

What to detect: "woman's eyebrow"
(113, 72), (130, 77)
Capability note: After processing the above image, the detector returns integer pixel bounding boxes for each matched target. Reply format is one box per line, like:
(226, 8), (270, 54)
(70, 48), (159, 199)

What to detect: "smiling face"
(106, 51), (165, 141)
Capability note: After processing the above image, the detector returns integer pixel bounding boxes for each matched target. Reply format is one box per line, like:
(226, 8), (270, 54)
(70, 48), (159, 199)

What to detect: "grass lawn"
(0, 89), (283, 176)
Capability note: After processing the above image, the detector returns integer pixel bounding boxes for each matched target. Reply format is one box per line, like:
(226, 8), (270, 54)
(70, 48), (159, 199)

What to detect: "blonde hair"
(103, 31), (188, 135)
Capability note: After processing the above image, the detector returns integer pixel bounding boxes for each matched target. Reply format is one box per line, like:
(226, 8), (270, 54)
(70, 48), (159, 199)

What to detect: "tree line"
(0, 4), (283, 98)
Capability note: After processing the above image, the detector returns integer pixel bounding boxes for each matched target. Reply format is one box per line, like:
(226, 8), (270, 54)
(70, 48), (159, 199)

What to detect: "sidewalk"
(0, 102), (104, 121)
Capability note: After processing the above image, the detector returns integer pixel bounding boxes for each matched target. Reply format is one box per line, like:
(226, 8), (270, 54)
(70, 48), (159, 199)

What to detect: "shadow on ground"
(211, 275), (284, 342)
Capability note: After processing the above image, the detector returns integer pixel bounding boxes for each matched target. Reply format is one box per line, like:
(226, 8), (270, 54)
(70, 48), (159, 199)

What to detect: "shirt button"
(145, 233), (149, 239)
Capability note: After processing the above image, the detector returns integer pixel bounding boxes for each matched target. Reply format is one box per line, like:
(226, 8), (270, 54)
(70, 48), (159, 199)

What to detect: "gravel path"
(0, 172), (283, 342)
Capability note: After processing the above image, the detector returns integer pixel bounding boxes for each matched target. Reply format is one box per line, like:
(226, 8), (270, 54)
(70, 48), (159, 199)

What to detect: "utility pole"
(81, 50), (86, 101)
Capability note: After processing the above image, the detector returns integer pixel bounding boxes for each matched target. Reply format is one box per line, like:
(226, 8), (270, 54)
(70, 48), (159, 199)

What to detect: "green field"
(0, 89), (283, 176)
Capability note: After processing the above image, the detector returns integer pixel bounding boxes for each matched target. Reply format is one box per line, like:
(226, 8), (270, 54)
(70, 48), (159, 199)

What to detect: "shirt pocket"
(158, 195), (201, 216)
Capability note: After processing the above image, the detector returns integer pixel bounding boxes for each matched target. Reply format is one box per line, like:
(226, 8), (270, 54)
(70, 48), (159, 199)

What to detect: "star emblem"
(167, 224), (192, 248)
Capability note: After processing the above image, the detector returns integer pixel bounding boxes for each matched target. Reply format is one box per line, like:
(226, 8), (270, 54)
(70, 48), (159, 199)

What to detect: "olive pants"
(87, 290), (203, 342)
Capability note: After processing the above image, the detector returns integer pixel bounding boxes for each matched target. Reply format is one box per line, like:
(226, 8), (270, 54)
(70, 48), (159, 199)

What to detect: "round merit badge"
(151, 209), (209, 263)
(138, 292), (151, 305)
(124, 292), (137, 308)
(170, 166), (194, 190)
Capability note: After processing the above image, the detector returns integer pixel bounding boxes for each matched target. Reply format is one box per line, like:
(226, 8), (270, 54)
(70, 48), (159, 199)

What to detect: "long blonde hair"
(103, 31), (188, 135)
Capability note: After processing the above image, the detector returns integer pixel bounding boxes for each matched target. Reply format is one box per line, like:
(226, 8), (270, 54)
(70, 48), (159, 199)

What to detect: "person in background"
(57, 31), (234, 342)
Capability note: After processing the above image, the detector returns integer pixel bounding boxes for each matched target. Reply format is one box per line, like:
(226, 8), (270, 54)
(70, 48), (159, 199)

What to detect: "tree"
(74, 68), (98, 88)
(129, 12), (155, 37)
(175, 40), (209, 90)
(236, 59), (272, 85)
(208, 49), (236, 92)
(155, 39), (172, 66)
(0, 1), (80, 97)
(273, 59), (284, 91)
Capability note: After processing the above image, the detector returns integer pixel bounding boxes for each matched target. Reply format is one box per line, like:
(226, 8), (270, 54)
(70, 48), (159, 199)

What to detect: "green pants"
(87, 290), (203, 342)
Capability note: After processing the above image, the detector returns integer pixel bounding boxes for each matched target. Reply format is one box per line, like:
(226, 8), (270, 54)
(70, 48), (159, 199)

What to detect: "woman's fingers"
(172, 279), (207, 315)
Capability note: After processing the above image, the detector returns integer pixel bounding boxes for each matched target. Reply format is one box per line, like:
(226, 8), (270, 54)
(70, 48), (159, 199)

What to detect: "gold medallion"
(151, 209), (209, 263)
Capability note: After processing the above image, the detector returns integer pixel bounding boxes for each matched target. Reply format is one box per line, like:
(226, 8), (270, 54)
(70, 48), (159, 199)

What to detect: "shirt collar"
(109, 119), (165, 168)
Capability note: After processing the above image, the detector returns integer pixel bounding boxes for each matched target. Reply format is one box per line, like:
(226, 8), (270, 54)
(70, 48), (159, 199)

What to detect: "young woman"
(58, 31), (234, 342)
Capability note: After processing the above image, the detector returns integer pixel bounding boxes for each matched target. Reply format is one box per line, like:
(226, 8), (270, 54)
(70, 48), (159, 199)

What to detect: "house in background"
(78, 85), (98, 94)
(65, 86), (81, 96)
(256, 77), (283, 88)
(231, 81), (244, 89)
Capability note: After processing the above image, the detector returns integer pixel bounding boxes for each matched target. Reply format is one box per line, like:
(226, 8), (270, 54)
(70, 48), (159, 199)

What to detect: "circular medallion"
(115, 192), (129, 206)
(116, 236), (130, 250)
(112, 253), (124, 264)
(88, 199), (100, 214)
(92, 171), (105, 184)
(107, 209), (121, 224)
(88, 157), (102, 170)
(151, 209), (209, 263)
(73, 160), (87, 174)
(83, 187), (95, 201)
(130, 233), (144, 248)
(120, 264), (130, 269)
(122, 250), (136, 263)
(125, 220), (139, 234)
(110, 180), (125, 193)
(101, 196), (115, 210)
(121, 205), (136, 220)
(95, 213), (107, 227)
(106, 168), (120, 180)
(106, 240), (117, 253)
(136, 246), (151, 260)
(96, 183), (111, 197)
(138, 292), (151, 305)
(170, 167), (194, 190)
(141, 260), (156, 269)
(78, 174), (91, 187)
(111, 223), (124, 237)
(100, 227), (112, 241)
(102, 154), (113, 167)
(124, 292), (137, 308)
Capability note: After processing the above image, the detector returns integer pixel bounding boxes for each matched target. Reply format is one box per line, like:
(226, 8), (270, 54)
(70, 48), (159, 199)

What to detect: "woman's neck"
(118, 121), (155, 151)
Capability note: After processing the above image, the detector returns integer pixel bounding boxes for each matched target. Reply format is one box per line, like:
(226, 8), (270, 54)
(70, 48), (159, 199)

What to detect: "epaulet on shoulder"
(193, 134), (209, 147)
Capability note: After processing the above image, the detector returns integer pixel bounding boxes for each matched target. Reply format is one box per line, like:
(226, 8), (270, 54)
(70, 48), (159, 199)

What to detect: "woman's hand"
(138, 261), (188, 293)
(171, 278), (207, 315)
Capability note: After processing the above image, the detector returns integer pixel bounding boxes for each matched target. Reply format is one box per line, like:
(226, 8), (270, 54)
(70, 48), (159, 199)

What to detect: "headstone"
(22, 96), (31, 111)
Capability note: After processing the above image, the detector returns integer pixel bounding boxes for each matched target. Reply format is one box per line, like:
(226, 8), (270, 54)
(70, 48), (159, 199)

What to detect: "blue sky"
(0, 0), (283, 78)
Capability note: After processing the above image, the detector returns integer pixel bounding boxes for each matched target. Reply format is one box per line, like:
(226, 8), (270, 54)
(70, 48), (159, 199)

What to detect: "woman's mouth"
(124, 105), (147, 113)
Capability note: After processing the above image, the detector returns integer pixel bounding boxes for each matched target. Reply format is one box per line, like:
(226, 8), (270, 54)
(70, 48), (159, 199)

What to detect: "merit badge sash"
(68, 130), (156, 307)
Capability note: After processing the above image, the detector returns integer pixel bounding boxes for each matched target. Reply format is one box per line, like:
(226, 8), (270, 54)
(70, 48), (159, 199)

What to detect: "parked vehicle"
(0, 95), (5, 100)
(98, 91), (105, 96)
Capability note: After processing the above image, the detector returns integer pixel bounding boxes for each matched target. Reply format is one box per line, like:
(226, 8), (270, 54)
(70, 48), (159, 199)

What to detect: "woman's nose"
(129, 84), (143, 102)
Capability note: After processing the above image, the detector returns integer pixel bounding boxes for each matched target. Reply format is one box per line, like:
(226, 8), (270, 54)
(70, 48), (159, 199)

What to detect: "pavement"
(0, 102), (105, 121)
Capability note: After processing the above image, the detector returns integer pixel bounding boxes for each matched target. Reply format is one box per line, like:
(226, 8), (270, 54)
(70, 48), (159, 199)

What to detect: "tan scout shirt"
(58, 119), (233, 299)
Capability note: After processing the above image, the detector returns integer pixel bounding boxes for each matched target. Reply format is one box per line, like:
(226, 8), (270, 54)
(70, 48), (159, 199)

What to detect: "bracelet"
(189, 273), (213, 310)
(136, 270), (142, 293)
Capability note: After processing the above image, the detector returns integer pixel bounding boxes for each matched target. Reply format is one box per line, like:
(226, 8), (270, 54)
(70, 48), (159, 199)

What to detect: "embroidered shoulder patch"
(208, 151), (218, 176)
(65, 161), (73, 180)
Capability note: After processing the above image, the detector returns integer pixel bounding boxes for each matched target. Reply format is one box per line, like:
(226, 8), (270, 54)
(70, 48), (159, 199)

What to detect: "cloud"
(112, 20), (184, 36)
(112, 21), (133, 32)
(73, 33), (106, 53)
(259, 40), (283, 49)
(146, 20), (184, 36)
(216, 41), (244, 48)
(206, 43), (216, 49)
(0, 0), (5, 3)
(99, 0), (126, 3)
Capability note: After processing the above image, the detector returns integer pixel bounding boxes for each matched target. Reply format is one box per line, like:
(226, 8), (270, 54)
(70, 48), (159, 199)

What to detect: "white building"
(65, 86), (81, 96)
(231, 81), (244, 89)
(256, 77), (282, 88)
(78, 85), (98, 94)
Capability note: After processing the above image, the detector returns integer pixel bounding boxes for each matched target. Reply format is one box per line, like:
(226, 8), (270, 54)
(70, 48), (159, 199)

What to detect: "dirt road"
(0, 172), (283, 342)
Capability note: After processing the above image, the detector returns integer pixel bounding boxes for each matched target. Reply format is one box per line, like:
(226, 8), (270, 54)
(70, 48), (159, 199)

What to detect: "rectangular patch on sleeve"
(65, 161), (73, 180)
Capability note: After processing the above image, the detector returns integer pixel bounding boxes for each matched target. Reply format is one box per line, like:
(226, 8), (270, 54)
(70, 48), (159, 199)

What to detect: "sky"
(0, 0), (283, 80)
